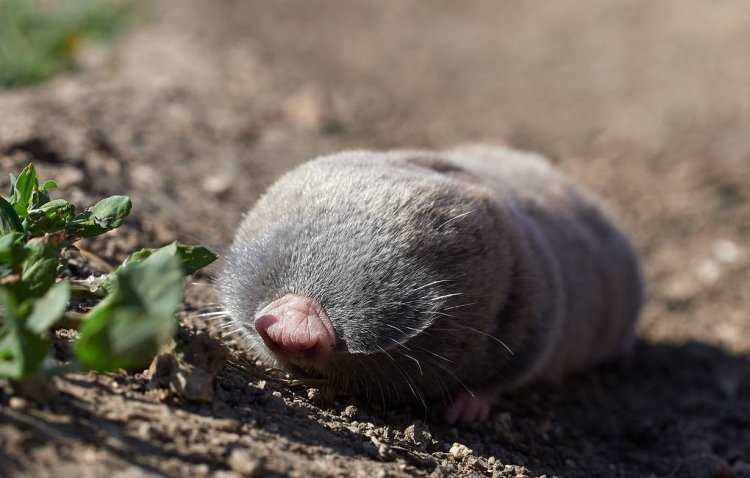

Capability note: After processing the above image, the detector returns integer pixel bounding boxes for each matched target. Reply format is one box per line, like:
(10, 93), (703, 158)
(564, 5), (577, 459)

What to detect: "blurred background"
(2, 0), (747, 347)
(1, 1), (749, 475)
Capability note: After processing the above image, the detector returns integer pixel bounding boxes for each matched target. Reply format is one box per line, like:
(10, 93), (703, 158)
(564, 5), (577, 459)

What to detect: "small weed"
(0, 163), (217, 389)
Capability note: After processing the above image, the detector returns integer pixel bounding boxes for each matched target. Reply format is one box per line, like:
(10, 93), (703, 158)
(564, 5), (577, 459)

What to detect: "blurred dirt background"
(1, 1), (749, 477)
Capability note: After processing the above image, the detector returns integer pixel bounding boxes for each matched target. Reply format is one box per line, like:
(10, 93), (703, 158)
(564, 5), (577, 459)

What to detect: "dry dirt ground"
(1, 1), (750, 477)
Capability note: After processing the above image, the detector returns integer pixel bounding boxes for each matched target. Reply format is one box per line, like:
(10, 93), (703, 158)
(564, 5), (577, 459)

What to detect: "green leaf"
(0, 329), (49, 380)
(0, 232), (28, 271)
(91, 195), (131, 229)
(21, 237), (63, 298)
(26, 281), (70, 334)
(9, 163), (38, 218)
(103, 242), (216, 294)
(173, 244), (218, 275)
(29, 188), (51, 210)
(0, 197), (23, 235)
(8, 173), (17, 197)
(25, 199), (75, 236)
(67, 195), (132, 238)
(0, 288), (48, 379)
(41, 180), (58, 191)
(120, 242), (218, 275)
(75, 247), (183, 371)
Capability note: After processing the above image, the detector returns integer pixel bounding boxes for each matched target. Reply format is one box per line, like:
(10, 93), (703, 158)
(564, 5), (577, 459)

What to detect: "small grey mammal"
(218, 145), (643, 423)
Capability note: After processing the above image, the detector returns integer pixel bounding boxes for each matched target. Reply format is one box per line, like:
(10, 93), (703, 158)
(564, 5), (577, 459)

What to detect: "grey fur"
(217, 145), (643, 405)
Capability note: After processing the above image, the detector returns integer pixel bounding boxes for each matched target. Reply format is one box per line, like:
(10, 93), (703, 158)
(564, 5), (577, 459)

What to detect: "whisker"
(200, 315), (229, 322)
(376, 345), (424, 408)
(435, 323), (515, 356)
(418, 346), (454, 364)
(438, 210), (474, 230)
(443, 302), (475, 311)
(431, 360), (476, 398)
(408, 279), (455, 294)
(222, 329), (244, 337)
(430, 292), (464, 302)
(197, 311), (230, 318)
(189, 282), (216, 287)
(399, 351), (424, 376)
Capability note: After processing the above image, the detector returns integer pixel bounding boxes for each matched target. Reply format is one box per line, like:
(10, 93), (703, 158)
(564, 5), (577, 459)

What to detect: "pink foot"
(444, 390), (494, 424)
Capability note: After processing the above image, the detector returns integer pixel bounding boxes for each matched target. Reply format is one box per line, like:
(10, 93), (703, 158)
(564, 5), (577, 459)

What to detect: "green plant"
(0, 164), (217, 383)
(0, 0), (134, 88)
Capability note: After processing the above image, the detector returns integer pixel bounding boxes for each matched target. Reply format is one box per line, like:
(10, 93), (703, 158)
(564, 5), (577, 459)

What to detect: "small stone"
(404, 421), (432, 451)
(201, 174), (232, 196)
(449, 442), (473, 460)
(193, 464), (209, 475)
(256, 380), (267, 390)
(136, 423), (152, 439)
(342, 404), (358, 419)
(8, 397), (27, 410)
(307, 388), (319, 400)
(228, 449), (264, 477)
(272, 391), (282, 398)
(696, 259), (721, 284)
(714, 239), (742, 264)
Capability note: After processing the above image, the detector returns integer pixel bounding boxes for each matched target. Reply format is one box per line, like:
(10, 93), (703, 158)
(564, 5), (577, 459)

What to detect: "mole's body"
(218, 146), (643, 422)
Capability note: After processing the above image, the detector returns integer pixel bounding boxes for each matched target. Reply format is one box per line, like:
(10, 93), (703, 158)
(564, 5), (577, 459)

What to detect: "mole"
(217, 145), (643, 423)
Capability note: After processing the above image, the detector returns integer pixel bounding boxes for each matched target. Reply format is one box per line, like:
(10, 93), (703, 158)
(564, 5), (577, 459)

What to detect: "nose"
(254, 294), (336, 368)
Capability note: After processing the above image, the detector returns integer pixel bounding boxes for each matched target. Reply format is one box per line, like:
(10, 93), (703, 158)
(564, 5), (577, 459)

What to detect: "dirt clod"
(403, 422), (433, 451)
(342, 404), (359, 419)
(449, 442), (473, 461)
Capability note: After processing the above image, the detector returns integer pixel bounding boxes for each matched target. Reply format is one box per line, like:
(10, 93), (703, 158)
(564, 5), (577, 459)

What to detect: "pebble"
(714, 239), (742, 264)
(8, 397), (27, 410)
(307, 388), (319, 400)
(403, 422), (432, 451)
(228, 449), (264, 477)
(342, 404), (358, 419)
(449, 442), (473, 460)
(202, 174), (233, 196)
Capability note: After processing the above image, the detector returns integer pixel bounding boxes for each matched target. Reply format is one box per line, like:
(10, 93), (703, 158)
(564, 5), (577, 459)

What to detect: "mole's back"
(438, 145), (644, 380)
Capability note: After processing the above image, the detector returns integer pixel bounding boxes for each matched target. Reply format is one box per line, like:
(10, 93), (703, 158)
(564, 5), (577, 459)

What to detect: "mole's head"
(217, 151), (513, 404)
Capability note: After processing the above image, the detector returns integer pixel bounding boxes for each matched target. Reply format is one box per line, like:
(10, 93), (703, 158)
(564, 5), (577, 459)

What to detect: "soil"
(1, 1), (749, 477)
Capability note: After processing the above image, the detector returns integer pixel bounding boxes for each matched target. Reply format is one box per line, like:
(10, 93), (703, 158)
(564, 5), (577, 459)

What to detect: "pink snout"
(254, 294), (336, 368)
